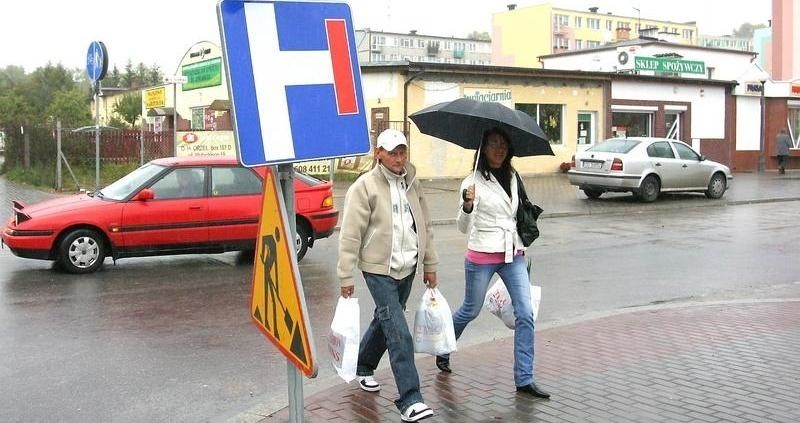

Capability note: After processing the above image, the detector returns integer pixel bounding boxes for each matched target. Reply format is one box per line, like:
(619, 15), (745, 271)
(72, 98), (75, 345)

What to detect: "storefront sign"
(792, 84), (800, 96)
(144, 87), (166, 108)
(176, 130), (235, 157)
(181, 57), (222, 91)
(634, 56), (706, 75)
(463, 88), (513, 108)
(744, 81), (765, 96)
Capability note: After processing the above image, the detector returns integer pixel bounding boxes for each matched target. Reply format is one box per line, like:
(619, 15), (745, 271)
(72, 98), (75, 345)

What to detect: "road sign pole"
(94, 81), (101, 189)
(277, 163), (303, 422)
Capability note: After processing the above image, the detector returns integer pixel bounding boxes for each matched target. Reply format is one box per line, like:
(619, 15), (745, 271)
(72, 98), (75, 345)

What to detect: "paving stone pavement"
(262, 300), (800, 422)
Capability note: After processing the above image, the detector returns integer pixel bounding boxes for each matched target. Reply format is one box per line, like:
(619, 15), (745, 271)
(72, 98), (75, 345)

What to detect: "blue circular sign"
(86, 41), (108, 82)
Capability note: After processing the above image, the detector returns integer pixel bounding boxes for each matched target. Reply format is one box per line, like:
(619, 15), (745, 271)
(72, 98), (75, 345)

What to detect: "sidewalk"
(257, 171), (800, 422)
(262, 300), (800, 422)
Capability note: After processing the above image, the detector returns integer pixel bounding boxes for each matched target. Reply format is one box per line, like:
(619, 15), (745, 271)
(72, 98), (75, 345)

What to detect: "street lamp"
(758, 78), (767, 172)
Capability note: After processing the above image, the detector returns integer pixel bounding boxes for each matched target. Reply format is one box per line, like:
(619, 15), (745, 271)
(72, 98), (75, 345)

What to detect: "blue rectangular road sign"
(218, 0), (371, 167)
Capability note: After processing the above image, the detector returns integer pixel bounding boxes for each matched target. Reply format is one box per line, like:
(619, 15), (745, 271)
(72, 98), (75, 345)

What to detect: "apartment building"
(699, 35), (754, 52)
(354, 29), (491, 65)
(492, 3), (698, 68)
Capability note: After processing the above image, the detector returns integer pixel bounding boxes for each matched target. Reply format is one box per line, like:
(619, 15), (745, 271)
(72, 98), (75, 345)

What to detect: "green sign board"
(182, 58), (222, 91)
(634, 56), (706, 75)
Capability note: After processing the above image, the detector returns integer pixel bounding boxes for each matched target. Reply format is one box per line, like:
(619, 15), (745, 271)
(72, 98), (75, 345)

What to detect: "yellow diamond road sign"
(251, 168), (317, 377)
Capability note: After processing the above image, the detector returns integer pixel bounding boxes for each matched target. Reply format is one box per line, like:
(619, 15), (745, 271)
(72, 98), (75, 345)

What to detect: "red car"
(1, 156), (338, 273)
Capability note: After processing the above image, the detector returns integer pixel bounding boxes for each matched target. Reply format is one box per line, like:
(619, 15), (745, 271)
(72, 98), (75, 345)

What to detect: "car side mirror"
(699, 155), (706, 161)
(133, 188), (155, 201)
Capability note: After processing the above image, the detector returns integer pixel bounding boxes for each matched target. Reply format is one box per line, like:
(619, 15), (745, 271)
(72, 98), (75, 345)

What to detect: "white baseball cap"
(376, 129), (408, 151)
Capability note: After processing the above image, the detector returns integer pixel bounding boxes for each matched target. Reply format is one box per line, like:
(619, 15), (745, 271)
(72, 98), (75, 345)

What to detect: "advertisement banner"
(176, 131), (236, 157)
(145, 87), (166, 108)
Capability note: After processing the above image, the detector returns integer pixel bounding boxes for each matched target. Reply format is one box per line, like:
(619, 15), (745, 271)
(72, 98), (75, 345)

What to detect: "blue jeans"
(447, 255), (535, 387)
(356, 271), (423, 412)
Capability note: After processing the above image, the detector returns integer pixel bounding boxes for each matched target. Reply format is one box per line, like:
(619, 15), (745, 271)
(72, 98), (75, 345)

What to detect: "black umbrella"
(409, 98), (554, 156)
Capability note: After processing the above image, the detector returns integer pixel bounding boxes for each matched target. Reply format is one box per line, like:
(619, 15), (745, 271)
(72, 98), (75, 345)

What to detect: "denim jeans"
(448, 255), (535, 386)
(356, 271), (423, 412)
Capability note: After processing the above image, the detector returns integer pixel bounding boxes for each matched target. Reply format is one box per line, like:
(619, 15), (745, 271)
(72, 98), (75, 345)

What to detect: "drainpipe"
(403, 70), (425, 147)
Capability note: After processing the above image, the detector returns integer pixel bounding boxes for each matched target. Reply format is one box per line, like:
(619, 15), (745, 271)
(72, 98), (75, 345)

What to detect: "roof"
(539, 37), (757, 59)
(360, 60), (738, 87)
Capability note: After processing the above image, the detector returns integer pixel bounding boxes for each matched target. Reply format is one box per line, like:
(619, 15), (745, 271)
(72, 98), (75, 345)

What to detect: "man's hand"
(423, 272), (438, 289)
(341, 285), (354, 298)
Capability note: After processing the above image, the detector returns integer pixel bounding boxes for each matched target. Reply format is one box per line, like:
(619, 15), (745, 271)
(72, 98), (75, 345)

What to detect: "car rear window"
(588, 139), (640, 154)
(295, 172), (326, 186)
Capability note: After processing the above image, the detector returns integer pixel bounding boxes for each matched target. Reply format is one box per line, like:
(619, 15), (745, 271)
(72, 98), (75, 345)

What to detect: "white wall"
(612, 81), (726, 139)
(735, 96), (761, 150)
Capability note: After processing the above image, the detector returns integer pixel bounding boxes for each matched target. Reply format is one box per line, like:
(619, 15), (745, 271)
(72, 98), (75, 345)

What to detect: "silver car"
(567, 137), (733, 202)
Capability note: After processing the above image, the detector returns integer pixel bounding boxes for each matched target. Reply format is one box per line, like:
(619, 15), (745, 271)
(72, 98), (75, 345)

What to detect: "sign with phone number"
(293, 160), (331, 175)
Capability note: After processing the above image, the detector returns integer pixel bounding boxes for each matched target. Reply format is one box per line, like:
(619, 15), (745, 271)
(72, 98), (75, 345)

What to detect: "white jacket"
(456, 171), (525, 263)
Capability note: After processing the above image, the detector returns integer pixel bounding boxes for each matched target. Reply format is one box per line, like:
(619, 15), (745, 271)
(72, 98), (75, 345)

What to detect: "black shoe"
(516, 383), (550, 399)
(435, 356), (451, 373)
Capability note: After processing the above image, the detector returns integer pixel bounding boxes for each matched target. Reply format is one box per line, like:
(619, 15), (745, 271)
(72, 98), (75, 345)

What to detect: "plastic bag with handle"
(328, 297), (360, 382)
(484, 278), (541, 329)
(413, 288), (457, 355)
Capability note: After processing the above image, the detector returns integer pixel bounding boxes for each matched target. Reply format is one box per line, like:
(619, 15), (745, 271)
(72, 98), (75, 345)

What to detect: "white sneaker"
(401, 402), (433, 422)
(357, 376), (380, 392)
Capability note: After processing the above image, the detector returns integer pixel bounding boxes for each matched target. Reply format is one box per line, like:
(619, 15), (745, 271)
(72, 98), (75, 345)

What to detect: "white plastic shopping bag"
(328, 297), (360, 382)
(484, 278), (541, 329)
(413, 288), (458, 355)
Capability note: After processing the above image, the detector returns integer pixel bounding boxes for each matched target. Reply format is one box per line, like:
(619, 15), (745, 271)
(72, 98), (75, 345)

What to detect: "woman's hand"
(462, 184), (475, 213)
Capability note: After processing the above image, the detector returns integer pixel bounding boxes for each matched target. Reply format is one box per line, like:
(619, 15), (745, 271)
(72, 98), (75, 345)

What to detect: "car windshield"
(588, 139), (640, 154)
(295, 171), (325, 186)
(99, 163), (165, 200)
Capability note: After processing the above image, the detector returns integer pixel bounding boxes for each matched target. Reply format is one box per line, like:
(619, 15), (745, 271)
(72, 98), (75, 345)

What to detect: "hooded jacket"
(337, 162), (438, 287)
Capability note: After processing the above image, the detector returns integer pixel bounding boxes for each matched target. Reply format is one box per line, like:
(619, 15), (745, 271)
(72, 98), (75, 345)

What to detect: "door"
(207, 166), (263, 248)
(120, 167), (209, 250)
(672, 142), (708, 188)
(646, 141), (683, 189)
(371, 107), (390, 146)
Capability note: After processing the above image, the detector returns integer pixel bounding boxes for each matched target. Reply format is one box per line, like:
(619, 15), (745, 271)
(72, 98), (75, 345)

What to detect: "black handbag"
(515, 173), (543, 247)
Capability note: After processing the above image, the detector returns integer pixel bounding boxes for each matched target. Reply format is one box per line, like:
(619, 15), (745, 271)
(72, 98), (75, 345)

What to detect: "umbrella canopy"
(409, 98), (554, 157)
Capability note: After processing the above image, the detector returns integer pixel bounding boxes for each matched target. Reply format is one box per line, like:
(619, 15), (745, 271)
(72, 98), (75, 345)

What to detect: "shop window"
(612, 111), (652, 138)
(789, 107), (800, 148)
(516, 103), (563, 145)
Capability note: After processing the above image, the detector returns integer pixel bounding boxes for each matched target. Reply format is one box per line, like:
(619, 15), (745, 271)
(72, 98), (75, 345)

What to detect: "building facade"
(354, 29), (491, 65)
(492, 3), (698, 68)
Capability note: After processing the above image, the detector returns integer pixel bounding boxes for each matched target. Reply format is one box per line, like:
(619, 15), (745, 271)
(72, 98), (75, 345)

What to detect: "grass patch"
(5, 162), (140, 192)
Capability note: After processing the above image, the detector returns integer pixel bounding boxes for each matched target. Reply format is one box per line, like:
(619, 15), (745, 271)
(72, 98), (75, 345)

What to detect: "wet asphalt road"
(1, 175), (799, 422)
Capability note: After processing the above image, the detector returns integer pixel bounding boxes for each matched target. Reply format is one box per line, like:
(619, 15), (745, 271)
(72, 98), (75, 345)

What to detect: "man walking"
(337, 129), (438, 422)
(776, 128), (793, 174)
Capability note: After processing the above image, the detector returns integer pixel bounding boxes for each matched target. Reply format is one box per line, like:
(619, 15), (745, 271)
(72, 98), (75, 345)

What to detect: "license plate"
(582, 161), (602, 169)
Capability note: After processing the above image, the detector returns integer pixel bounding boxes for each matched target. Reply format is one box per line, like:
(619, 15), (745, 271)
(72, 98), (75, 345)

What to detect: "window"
(371, 36), (385, 47)
(577, 112), (595, 145)
(586, 40), (600, 48)
(515, 103), (563, 145)
(574, 17), (582, 27)
(612, 111), (652, 137)
(554, 14), (569, 27)
(151, 167), (206, 200)
(587, 18), (600, 29)
(674, 142), (700, 161)
(575, 39), (583, 49)
(789, 107), (800, 148)
(400, 38), (412, 47)
(682, 29), (694, 39)
(211, 167), (262, 197)
(555, 37), (569, 50)
(606, 20), (613, 30)
(191, 107), (207, 130)
(647, 142), (675, 159)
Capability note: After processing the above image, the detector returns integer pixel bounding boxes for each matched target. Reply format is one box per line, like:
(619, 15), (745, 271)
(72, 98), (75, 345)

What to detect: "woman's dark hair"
(472, 127), (515, 183)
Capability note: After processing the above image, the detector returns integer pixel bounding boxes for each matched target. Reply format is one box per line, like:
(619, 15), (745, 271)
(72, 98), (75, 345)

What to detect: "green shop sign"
(634, 56), (706, 75)
(181, 58), (222, 91)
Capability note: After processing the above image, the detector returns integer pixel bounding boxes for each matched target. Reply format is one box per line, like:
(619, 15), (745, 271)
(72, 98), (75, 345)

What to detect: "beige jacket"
(337, 162), (438, 287)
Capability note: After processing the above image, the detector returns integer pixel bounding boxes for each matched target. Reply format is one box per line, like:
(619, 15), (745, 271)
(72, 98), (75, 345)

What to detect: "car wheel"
(638, 175), (660, 203)
(294, 220), (311, 262)
(58, 229), (105, 274)
(705, 173), (727, 199)
(583, 188), (603, 199)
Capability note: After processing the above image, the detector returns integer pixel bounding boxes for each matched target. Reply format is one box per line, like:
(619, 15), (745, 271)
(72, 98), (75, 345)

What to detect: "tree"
(467, 31), (491, 41)
(23, 64), (76, 120)
(46, 89), (92, 127)
(0, 91), (32, 128)
(733, 23), (767, 38)
(113, 92), (142, 127)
